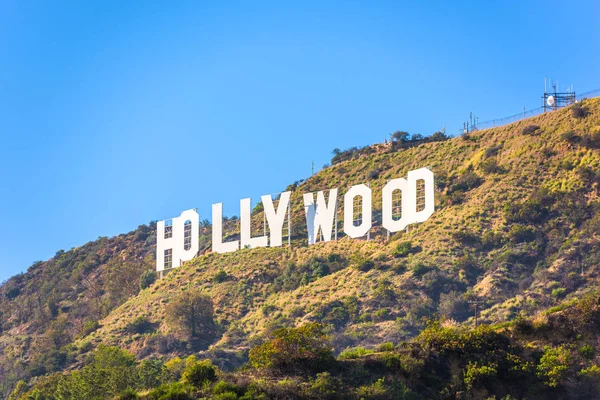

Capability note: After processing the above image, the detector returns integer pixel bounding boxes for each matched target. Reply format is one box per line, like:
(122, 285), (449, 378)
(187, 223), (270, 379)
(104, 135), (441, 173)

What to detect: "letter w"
(303, 189), (338, 245)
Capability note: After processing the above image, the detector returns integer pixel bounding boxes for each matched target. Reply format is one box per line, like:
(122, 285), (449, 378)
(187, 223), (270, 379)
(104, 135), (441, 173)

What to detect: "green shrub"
(452, 230), (480, 246)
(81, 320), (100, 336)
(327, 253), (342, 263)
(214, 381), (243, 396)
(374, 308), (391, 321)
(508, 224), (537, 243)
(368, 169), (380, 179)
(116, 388), (139, 400)
(536, 345), (571, 387)
(214, 393), (238, 400)
(513, 313), (534, 334)
(355, 259), (375, 272)
(213, 270), (228, 283)
(140, 270), (157, 290)
(377, 342), (395, 352)
(307, 372), (342, 398)
(572, 103), (588, 119)
(355, 378), (387, 398)
(127, 316), (154, 334)
(338, 346), (374, 360)
(560, 130), (579, 143)
(484, 144), (502, 158)
(551, 288), (567, 299)
(249, 323), (334, 372)
(181, 359), (217, 388)
(579, 365), (600, 380)
(411, 263), (429, 276)
(578, 344), (595, 359)
(463, 361), (497, 390)
(450, 172), (483, 193)
(581, 131), (600, 149)
(481, 231), (505, 249)
(146, 382), (192, 400)
(480, 158), (503, 174)
(393, 241), (413, 258)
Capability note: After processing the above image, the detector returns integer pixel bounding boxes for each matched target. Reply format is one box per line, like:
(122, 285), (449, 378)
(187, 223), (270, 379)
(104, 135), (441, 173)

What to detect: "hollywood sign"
(156, 167), (434, 273)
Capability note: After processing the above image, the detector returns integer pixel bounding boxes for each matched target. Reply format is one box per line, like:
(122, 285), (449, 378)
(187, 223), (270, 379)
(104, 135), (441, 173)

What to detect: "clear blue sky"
(1, 1), (599, 281)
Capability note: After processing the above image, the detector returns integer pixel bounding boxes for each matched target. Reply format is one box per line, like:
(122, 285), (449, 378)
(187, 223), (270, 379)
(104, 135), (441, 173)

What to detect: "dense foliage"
(12, 296), (600, 398)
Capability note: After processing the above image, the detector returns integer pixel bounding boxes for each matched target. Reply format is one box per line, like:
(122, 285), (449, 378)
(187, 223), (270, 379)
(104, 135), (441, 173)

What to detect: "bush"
(551, 288), (567, 299)
(117, 388), (139, 400)
(514, 313), (534, 334)
(411, 263), (429, 277)
(572, 103), (588, 119)
(580, 131), (600, 149)
(213, 381), (243, 396)
(450, 172), (483, 193)
(508, 224), (537, 243)
(480, 158), (503, 174)
(578, 344), (595, 359)
(393, 241), (413, 258)
(140, 270), (157, 290)
(374, 308), (391, 321)
(213, 270), (228, 283)
(522, 125), (540, 135)
(249, 323), (334, 372)
(377, 342), (395, 352)
(463, 362), (497, 390)
(355, 259), (375, 272)
(484, 144), (502, 158)
(327, 253), (342, 263)
(338, 346), (374, 360)
(81, 320), (100, 336)
(452, 230), (480, 246)
(127, 316), (155, 334)
(560, 130), (579, 143)
(579, 365), (600, 380)
(181, 359), (217, 388)
(307, 372), (342, 398)
(537, 345), (571, 387)
(438, 291), (469, 321)
(146, 382), (192, 400)
(367, 169), (380, 179)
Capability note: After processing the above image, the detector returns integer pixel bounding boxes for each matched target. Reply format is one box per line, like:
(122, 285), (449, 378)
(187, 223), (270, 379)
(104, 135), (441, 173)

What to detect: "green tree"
(391, 131), (410, 143)
(165, 290), (215, 338)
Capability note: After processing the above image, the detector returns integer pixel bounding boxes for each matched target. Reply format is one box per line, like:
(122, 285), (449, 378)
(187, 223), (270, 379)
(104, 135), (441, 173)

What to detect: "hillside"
(2, 97), (600, 398)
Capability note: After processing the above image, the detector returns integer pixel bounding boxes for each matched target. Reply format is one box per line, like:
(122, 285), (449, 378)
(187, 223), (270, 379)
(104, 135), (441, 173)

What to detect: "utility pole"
(312, 161), (315, 176)
(468, 300), (484, 328)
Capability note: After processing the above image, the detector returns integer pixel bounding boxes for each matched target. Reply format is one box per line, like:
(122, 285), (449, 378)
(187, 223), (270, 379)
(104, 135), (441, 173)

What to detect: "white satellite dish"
(547, 95), (556, 107)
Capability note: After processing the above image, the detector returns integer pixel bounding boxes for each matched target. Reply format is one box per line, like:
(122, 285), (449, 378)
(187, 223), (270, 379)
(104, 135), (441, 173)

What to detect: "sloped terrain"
(2, 98), (600, 398)
(84, 98), (600, 366)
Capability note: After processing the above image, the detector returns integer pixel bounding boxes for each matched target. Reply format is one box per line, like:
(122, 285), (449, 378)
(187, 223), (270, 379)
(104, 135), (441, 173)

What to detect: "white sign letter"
(157, 209), (200, 272)
(407, 167), (435, 223)
(343, 184), (372, 238)
(382, 178), (410, 232)
(212, 203), (239, 253)
(240, 198), (268, 249)
(303, 189), (338, 245)
(262, 191), (291, 247)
